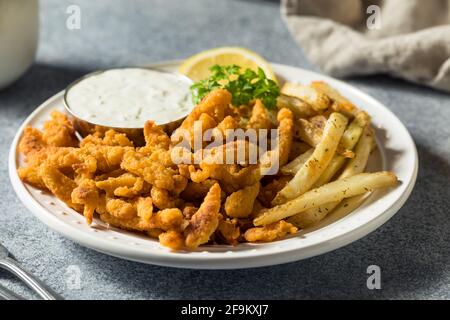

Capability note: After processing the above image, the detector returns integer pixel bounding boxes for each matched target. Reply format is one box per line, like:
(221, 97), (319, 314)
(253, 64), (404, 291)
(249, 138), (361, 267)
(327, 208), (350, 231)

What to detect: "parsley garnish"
(190, 64), (280, 109)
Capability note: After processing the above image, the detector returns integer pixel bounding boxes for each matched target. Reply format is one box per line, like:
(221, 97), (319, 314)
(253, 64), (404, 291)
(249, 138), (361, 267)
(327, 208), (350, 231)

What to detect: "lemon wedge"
(179, 47), (277, 82)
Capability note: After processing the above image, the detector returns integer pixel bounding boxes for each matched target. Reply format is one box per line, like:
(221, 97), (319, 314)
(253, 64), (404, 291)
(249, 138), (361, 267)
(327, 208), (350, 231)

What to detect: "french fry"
(339, 127), (374, 179)
(281, 83), (330, 111)
(254, 171), (398, 226)
(312, 116), (367, 188)
(272, 112), (348, 205)
(277, 94), (316, 117)
(287, 127), (374, 228)
(288, 192), (371, 228)
(281, 148), (314, 175)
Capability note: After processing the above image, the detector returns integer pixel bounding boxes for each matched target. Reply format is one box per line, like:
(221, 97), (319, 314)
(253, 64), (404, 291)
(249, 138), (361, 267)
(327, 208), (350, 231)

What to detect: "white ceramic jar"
(0, 0), (39, 89)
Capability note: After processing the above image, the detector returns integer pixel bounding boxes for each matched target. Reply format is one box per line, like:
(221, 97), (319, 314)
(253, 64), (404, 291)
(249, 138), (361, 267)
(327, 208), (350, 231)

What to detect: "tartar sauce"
(65, 68), (194, 128)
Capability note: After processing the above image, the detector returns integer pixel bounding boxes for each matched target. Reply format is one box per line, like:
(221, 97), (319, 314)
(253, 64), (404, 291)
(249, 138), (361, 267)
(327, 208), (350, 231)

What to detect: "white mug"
(0, 0), (39, 89)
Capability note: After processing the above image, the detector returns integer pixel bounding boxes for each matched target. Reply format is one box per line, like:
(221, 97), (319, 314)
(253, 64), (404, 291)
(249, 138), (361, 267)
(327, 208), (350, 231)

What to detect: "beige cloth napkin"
(282, 0), (450, 92)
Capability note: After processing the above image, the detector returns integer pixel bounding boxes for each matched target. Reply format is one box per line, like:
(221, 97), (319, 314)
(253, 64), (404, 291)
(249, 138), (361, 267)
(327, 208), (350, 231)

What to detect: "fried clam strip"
(39, 162), (82, 211)
(184, 183), (222, 249)
(121, 148), (177, 190)
(288, 126), (374, 228)
(151, 186), (183, 210)
(190, 141), (262, 193)
(217, 218), (241, 245)
(121, 120), (180, 190)
(272, 112), (348, 205)
(42, 111), (78, 148)
(247, 99), (273, 130)
(18, 112), (80, 188)
(80, 129), (134, 147)
(254, 172), (398, 226)
(19, 127), (47, 157)
(95, 173), (148, 198)
(276, 108), (294, 167)
(71, 179), (99, 224)
(172, 89), (232, 148)
(224, 183), (260, 218)
(258, 108), (295, 177)
(143, 120), (171, 150)
(100, 198), (187, 241)
(244, 220), (297, 242)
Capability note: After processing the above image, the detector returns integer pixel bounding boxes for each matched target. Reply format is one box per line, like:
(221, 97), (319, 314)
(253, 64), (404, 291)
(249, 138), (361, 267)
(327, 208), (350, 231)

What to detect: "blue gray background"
(0, 0), (448, 299)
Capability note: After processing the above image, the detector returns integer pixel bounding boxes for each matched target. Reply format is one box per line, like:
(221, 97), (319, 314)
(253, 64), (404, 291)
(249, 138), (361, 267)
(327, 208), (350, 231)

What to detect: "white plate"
(8, 61), (418, 269)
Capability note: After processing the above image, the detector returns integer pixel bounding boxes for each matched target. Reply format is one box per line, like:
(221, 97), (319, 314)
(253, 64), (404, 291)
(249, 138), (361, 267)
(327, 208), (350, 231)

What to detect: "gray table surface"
(0, 0), (449, 300)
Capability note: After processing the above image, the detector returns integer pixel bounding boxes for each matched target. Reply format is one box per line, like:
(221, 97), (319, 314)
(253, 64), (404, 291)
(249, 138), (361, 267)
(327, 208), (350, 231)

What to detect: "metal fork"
(0, 242), (63, 300)
(0, 283), (25, 300)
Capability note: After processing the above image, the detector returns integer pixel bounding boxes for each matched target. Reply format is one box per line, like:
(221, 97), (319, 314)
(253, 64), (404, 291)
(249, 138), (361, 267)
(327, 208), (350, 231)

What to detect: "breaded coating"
(100, 213), (153, 232)
(19, 127), (47, 157)
(185, 183), (221, 249)
(82, 144), (129, 173)
(96, 173), (147, 198)
(151, 187), (178, 210)
(42, 111), (78, 147)
(224, 183), (260, 218)
(39, 163), (81, 211)
(80, 129), (133, 147)
(244, 220), (297, 242)
(216, 115), (239, 141)
(217, 218), (240, 245)
(247, 100), (273, 130)
(276, 108), (294, 167)
(159, 230), (185, 250)
(144, 120), (171, 150)
(181, 179), (218, 201)
(121, 148), (177, 190)
(182, 205), (198, 220)
(135, 197), (153, 221)
(71, 179), (99, 224)
(149, 208), (186, 231)
(106, 198), (137, 220)
(173, 89), (231, 148)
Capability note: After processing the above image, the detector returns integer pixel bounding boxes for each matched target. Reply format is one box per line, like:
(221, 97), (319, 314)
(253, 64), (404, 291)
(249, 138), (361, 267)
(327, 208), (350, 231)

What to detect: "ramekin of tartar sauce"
(64, 68), (194, 136)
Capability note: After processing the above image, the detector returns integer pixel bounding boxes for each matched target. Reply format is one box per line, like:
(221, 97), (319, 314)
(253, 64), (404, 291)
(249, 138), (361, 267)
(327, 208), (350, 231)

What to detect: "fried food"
(42, 111), (79, 148)
(254, 172), (398, 226)
(247, 100), (273, 130)
(276, 108), (294, 167)
(72, 179), (99, 224)
(224, 183), (260, 218)
(184, 183), (221, 249)
(244, 220), (297, 242)
(217, 218), (240, 245)
(273, 112), (348, 205)
(281, 83), (330, 111)
(17, 81), (398, 251)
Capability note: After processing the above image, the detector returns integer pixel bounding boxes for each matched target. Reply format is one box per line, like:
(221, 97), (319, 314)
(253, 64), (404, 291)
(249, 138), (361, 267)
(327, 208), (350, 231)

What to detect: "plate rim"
(8, 61), (418, 269)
